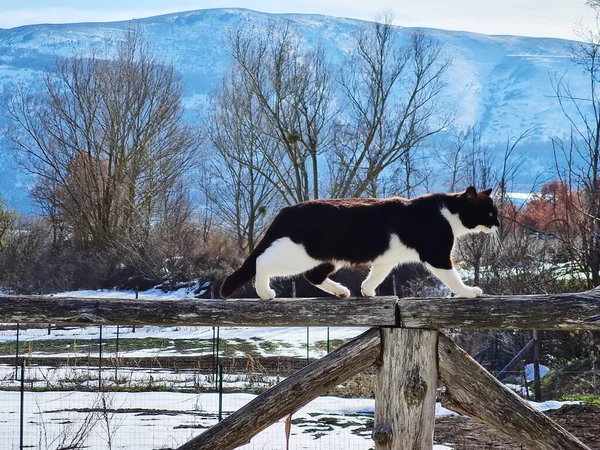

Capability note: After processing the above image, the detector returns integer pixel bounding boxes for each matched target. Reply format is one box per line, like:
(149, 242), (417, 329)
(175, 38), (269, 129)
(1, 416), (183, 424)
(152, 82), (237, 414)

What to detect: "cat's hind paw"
(257, 287), (276, 300)
(457, 286), (483, 298)
(316, 279), (351, 298)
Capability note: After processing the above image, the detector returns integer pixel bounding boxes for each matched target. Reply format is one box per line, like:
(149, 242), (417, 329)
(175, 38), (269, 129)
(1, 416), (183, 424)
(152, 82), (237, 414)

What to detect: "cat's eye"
(488, 212), (493, 217)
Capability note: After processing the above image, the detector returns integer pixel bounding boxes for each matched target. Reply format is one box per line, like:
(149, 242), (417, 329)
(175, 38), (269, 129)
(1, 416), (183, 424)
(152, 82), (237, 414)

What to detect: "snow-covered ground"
(0, 287), (575, 449)
(0, 389), (575, 450)
(1, 391), (376, 450)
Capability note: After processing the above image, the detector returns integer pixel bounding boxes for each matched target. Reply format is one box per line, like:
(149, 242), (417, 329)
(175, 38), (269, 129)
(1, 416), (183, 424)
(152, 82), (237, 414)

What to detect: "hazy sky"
(0, 0), (596, 40)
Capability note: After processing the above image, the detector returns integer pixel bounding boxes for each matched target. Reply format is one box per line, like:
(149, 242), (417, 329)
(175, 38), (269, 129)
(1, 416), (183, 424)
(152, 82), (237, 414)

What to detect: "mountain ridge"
(0, 8), (590, 211)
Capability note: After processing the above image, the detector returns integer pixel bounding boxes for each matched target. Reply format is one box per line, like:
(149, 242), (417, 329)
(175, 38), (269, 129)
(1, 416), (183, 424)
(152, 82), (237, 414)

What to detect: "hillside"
(0, 8), (589, 211)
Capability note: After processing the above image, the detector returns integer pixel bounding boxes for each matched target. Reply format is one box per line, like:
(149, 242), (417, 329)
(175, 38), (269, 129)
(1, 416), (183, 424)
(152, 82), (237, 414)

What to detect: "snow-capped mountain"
(0, 8), (589, 211)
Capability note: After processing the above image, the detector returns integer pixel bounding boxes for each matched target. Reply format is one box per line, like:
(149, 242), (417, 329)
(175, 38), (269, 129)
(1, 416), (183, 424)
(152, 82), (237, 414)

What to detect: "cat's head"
(455, 186), (500, 234)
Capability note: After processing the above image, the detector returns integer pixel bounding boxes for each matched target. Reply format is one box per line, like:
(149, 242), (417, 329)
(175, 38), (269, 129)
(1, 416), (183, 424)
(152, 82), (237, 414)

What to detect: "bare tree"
(203, 69), (278, 252)
(227, 21), (335, 203)
(452, 142), (497, 287)
(550, 11), (600, 287)
(550, 133), (600, 287)
(329, 15), (453, 198)
(453, 128), (537, 288)
(495, 127), (538, 238)
(464, 125), (494, 191)
(437, 125), (492, 192)
(117, 181), (200, 282)
(436, 130), (470, 192)
(1, 26), (195, 252)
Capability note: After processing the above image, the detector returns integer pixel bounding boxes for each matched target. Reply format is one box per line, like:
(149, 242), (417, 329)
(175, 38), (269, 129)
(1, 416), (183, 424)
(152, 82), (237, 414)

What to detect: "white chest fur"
(441, 207), (494, 236)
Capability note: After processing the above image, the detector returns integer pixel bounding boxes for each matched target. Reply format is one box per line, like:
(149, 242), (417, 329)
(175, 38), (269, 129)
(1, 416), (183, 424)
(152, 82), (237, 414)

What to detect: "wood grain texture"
(438, 333), (591, 450)
(374, 328), (438, 450)
(397, 288), (600, 330)
(0, 295), (397, 327)
(0, 288), (598, 330)
(177, 327), (381, 450)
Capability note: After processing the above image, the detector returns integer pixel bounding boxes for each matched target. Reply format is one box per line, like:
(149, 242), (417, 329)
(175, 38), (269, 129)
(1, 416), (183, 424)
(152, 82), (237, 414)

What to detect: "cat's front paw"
(335, 286), (351, 298)
(361, 283), (376, 298)
(457, 286), (483, 298)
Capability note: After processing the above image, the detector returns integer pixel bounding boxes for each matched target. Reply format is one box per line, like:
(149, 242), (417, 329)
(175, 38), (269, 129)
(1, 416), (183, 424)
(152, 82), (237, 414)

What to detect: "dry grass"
(328, 371), (376, 398)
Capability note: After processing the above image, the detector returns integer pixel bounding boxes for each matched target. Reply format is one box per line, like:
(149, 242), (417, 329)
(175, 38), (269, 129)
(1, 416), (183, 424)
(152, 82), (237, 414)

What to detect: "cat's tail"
(220, 257), (257, 298)
(220, 236), (273, 298)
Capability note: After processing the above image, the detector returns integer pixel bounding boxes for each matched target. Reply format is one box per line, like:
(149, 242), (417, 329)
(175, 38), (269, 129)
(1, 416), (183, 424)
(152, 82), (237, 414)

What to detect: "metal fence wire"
(0, 322), (596, 449)
(0, 323), (377, 450)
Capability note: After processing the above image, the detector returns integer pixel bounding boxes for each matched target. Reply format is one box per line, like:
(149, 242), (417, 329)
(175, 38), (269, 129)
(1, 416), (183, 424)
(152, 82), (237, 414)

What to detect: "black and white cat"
(220, 187), (499, 300)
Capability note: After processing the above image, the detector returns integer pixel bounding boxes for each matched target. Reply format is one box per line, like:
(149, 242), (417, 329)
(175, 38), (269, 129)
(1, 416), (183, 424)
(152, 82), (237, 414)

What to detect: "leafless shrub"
(1, 25), (196, 257)
(35, 397), (100, 450)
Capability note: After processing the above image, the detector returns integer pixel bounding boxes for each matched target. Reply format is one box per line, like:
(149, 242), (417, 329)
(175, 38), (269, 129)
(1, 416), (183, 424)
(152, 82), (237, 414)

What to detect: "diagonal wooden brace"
(438, 333), (591, 450)
(177, 327), (381, 450)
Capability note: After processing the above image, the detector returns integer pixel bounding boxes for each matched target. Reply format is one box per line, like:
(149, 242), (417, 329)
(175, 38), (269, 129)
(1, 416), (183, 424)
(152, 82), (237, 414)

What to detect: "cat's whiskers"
(490, 227), (502, 251)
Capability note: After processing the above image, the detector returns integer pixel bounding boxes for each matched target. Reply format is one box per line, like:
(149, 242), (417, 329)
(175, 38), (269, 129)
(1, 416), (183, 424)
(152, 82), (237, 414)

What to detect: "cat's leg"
(255, 237), (320, 300)
(304, 263), (350, 298)
(254, 268), (276, 300)
(361, 263), (395, 297)
(425, 263), (483, 298)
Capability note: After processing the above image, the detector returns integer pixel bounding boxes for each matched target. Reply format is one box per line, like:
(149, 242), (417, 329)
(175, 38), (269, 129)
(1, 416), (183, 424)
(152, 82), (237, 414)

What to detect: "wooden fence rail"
(1, 288), (599, 449)
(0, 287), (599, 329)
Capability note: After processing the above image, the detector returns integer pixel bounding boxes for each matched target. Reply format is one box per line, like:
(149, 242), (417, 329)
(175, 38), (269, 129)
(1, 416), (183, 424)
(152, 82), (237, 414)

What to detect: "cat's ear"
(481, 188), (493, 197)
(462, 186), (478, 199)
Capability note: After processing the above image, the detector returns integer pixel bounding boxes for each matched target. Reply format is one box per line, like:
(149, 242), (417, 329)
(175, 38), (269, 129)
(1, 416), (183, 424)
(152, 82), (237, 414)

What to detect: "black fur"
(219, 234), (273, 298)
(220, 187), (499, 298)
(303, 263), (337, 285)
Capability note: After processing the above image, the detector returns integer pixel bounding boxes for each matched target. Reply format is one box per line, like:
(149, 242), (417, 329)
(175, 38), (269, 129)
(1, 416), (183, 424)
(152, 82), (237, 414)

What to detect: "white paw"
(457, 286), (483, 298)
(361, 283), (376, 297)
(335, 286), (351, 298)
(257, 288), (276, 300)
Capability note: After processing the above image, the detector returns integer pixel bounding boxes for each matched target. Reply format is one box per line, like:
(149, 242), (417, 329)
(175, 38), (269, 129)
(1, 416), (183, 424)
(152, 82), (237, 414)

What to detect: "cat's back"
(264, 197), (408, 239)
(260, 194), (450, 263)
(284, 196), (408, 219)
(274, 194), (447, 224)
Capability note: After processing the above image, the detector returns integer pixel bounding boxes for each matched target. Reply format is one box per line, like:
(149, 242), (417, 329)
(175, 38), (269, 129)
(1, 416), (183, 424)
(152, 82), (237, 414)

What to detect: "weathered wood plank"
(177, 327), (381, 450)
(0, 295), (397, 327)
(0, 288), (598, 330)
(397, 288), (600, 330)
(374, 328), (438, 450)
(438, 333), (591, 450)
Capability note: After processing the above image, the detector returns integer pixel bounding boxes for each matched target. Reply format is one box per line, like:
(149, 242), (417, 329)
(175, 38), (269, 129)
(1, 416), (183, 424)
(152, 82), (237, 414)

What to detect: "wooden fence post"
(533, 329), (541, 401)
(373, 328), (438, 450)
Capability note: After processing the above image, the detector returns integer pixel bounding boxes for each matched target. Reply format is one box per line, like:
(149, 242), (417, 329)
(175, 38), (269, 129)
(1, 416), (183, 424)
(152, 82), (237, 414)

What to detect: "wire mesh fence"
(0, 323), (376, 450)
(0, 319), (597, 449)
